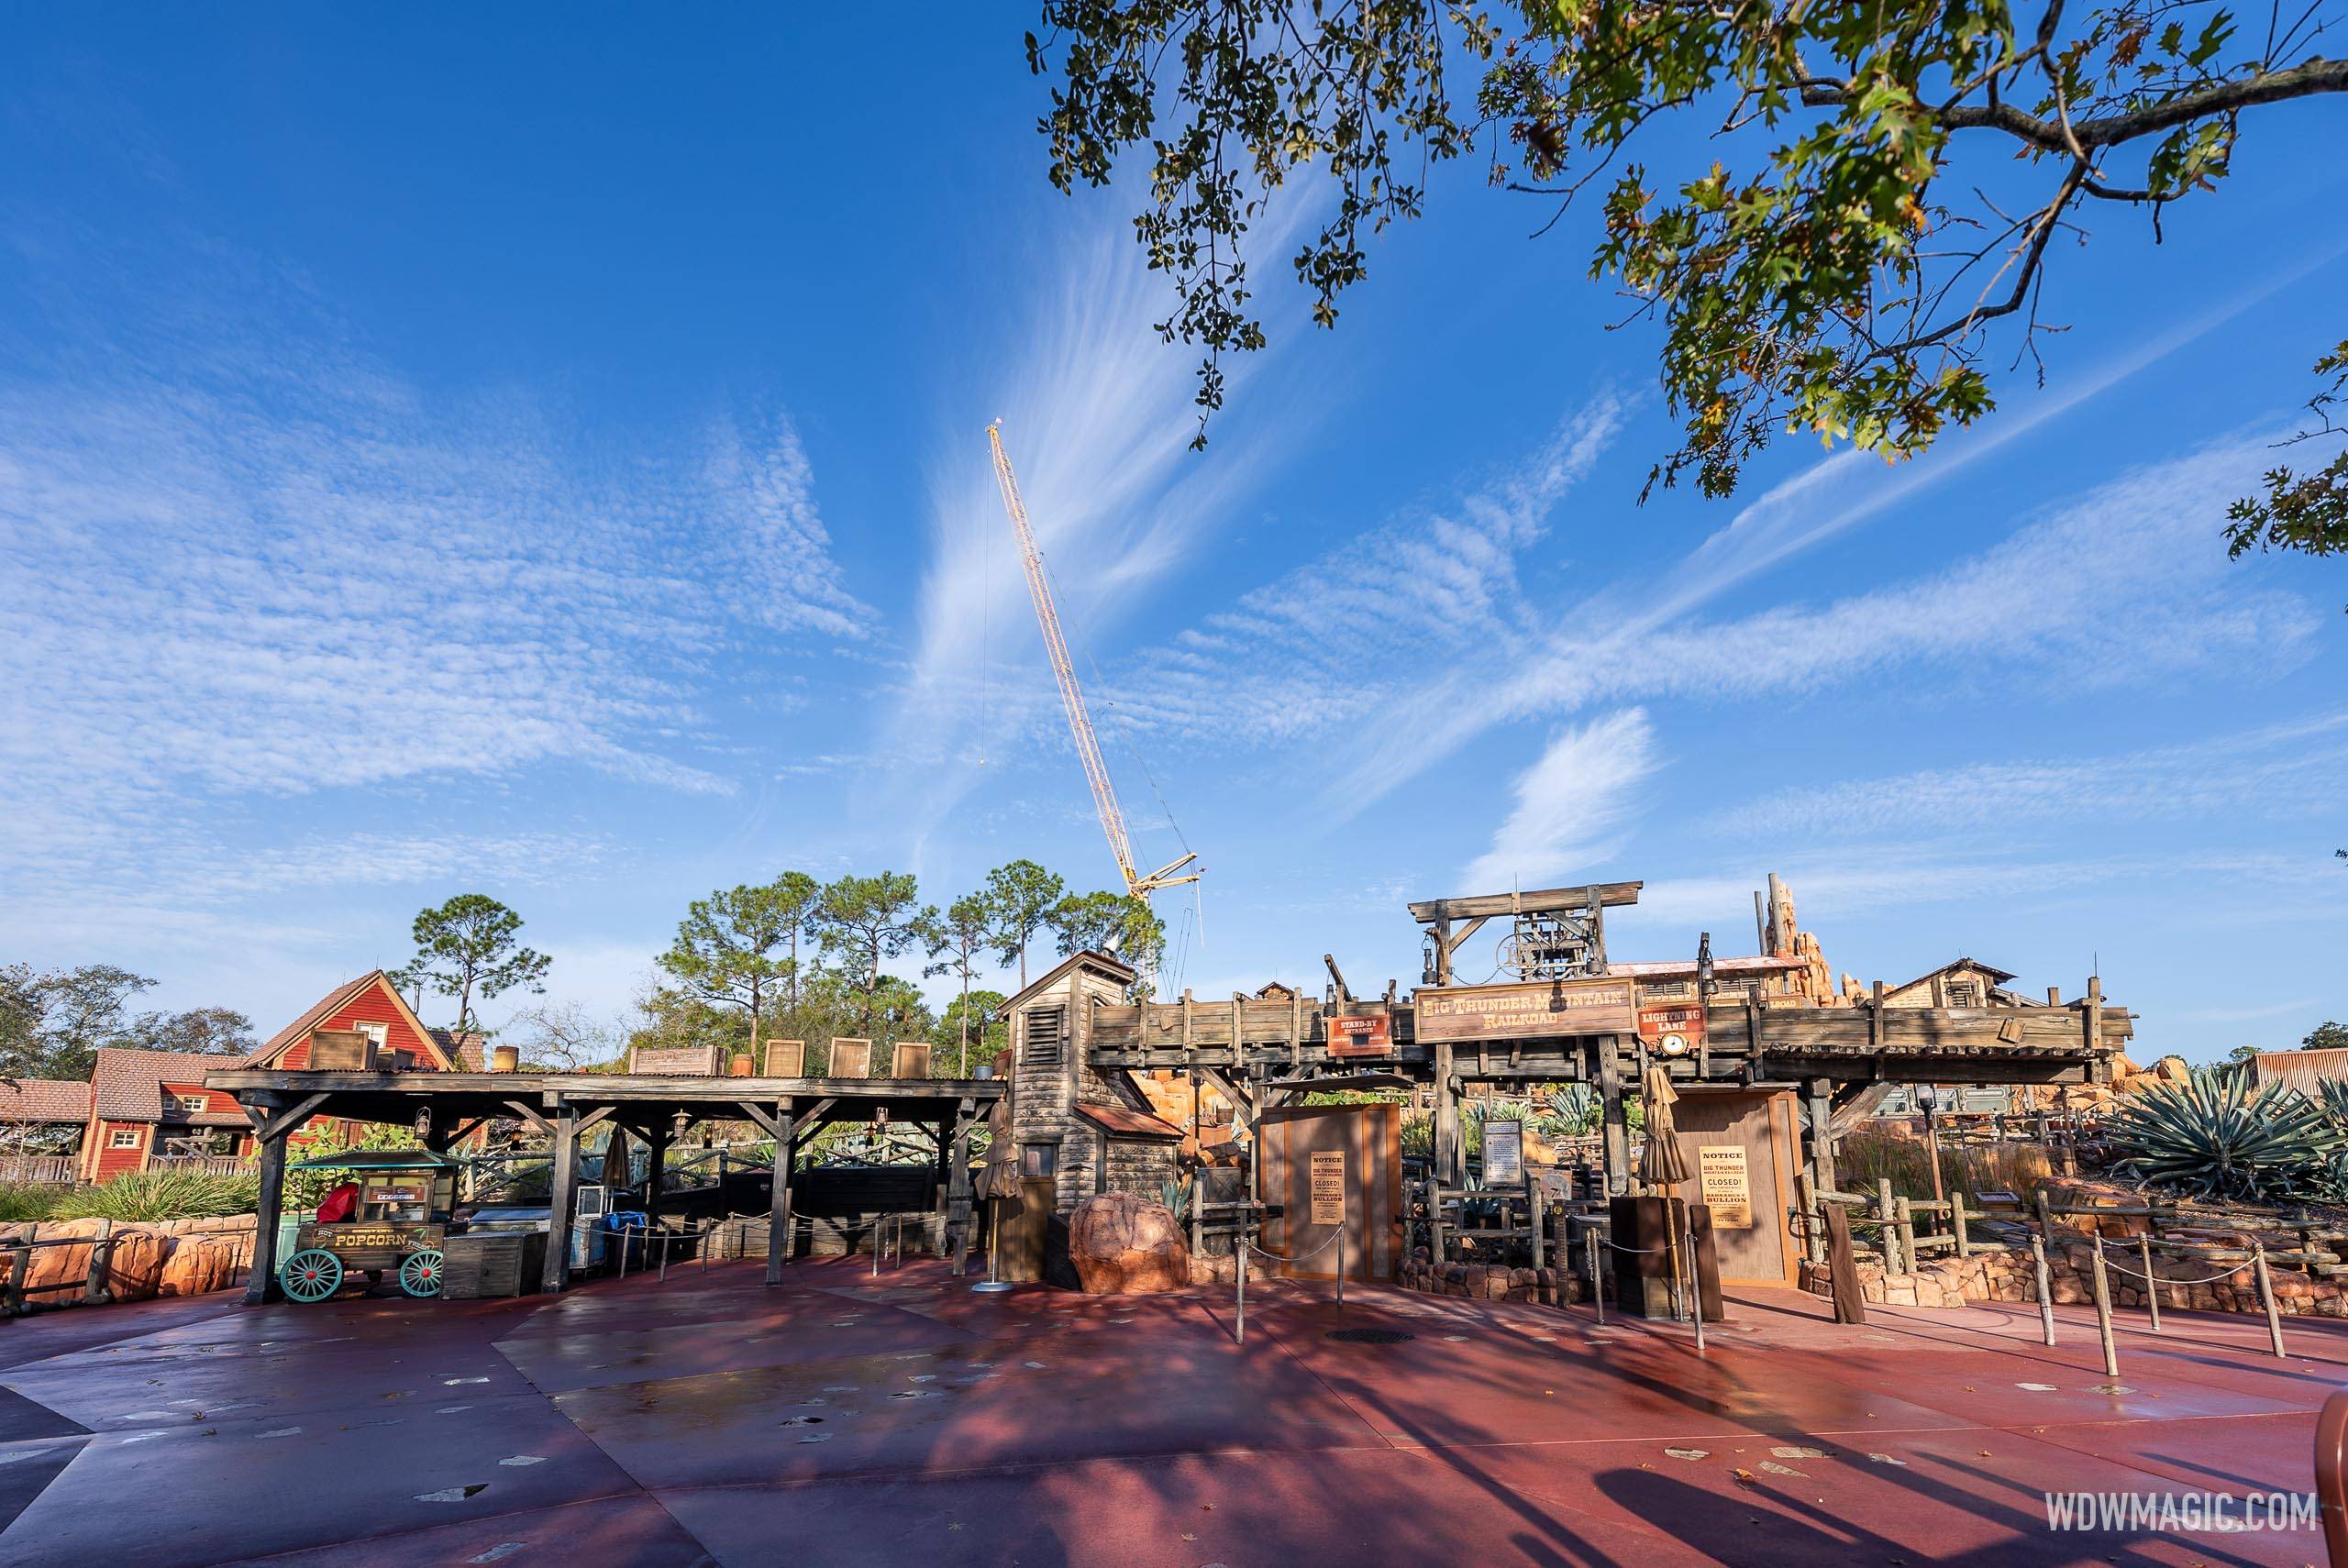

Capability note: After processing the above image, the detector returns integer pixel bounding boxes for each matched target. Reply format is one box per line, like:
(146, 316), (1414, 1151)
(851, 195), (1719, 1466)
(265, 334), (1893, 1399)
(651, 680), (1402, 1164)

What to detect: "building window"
(175, 1094), (208, 1115)
(359, 1021), (389, 1047)
(1020, 1143), (1058, 1179)
(1945, 981), (1981, 1007)
(108, 1129), (140, 1149)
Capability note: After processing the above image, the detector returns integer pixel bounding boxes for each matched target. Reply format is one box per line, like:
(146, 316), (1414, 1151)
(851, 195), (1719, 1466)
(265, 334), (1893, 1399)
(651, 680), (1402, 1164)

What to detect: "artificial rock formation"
(1067, 1191), (1191, 1294)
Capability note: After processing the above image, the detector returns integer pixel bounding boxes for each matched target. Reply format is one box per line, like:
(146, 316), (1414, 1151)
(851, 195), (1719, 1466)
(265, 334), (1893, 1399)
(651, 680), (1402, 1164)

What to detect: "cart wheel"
(398, 1250), (444, 1298)
(281, 1249), (343, 1303)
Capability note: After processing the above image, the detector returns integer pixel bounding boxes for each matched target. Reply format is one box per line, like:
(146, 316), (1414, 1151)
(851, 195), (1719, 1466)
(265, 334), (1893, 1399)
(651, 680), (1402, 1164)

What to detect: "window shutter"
(1023, 1008), (1065, 1068)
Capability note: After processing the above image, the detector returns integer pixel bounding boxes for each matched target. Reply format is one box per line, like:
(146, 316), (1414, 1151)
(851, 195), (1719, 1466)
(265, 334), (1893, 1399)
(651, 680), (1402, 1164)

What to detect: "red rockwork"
(1067, 1191), (1191, 1294)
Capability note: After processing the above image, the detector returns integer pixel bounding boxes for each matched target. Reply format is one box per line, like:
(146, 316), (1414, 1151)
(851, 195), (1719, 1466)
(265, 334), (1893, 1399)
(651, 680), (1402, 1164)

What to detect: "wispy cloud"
(1113, 395), (1628, 742)
(880, 217), (1305, 862)
(1715, 711), (2348, 839)
(1324, 246), (2344, 818)
(1461, 708), (1659, 893)
(0, 259), (873, 923)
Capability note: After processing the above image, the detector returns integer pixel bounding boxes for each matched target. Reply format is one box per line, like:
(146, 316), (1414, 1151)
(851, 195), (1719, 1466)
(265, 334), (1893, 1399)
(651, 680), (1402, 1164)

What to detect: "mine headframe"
(1406, 882), (1644, 988)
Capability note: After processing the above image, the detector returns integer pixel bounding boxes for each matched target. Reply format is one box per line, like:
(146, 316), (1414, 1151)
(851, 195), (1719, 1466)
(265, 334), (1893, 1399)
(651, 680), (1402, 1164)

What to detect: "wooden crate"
(763, 1040), (806, 1077)
(827, 1038), (871, 1077)
(439, 1231), (547, 1298)
(891, 1041), (933, 1079)
(306, 1030), (376, 1071)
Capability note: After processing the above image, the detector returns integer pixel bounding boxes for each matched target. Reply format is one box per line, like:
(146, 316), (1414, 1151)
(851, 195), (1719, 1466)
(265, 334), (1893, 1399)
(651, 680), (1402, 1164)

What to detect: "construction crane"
(987, 421), (1201, 901)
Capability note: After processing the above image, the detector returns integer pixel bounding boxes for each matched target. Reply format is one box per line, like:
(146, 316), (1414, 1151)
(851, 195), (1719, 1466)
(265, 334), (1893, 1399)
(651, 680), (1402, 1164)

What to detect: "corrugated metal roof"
(2252, 1049), (2348, 1096)
(1611, 956), (1805, 977)
(1076, 1102), (1185, 1141)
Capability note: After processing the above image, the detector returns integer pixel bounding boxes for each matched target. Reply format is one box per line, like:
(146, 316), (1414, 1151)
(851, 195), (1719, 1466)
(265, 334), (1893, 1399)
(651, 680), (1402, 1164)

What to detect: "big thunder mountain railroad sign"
(1412, 977), (1637, 1042)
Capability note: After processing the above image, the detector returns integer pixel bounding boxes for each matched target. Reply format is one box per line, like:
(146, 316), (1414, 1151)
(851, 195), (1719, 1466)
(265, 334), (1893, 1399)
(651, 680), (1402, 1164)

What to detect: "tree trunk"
(749, 975), (762, 1064)
(958, 967), (970, 1077)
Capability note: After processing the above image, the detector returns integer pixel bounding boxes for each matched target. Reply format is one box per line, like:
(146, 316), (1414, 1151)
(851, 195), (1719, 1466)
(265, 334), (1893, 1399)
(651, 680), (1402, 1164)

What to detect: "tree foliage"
(980, 859), (1069, 990)
(2, 962), (256, 1083)
(1029, 0), (2348, 497)
(814, 872), (927, 1026)
(2304, 1019), (2348, 1053)
(404, 894), (550, 1032)
(2227, 339), (2348, 600)
(1047, 888), (1168, 974)
(657, 878), (805, 1053)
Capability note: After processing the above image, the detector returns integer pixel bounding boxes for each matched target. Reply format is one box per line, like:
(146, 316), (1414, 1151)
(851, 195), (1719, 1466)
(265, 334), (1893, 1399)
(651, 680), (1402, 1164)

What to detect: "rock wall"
(1801, 1231), (2340, 1316)
(1, 1215), (255, 1311)
(1398, 1248), (1584, 1308)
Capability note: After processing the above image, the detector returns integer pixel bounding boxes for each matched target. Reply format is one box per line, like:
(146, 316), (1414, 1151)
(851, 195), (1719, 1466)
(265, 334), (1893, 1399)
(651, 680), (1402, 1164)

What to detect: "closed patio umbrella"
(971, 1081), (1019, 1291)
(1639, 1063), (1693, 1319)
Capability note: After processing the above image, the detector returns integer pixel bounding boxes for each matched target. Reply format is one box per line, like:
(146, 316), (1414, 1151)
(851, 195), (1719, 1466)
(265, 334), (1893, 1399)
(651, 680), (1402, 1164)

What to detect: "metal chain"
(1240, 1225), (1345, 1264)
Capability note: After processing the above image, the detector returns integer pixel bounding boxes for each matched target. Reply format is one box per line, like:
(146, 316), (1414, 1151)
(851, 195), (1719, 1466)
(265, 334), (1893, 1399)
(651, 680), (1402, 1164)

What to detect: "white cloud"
(1460, 708), (1659, 894)
(0, 323), (873, 911)
(1715, 711), (2348, 839)
(1113, 395), (1628, 744)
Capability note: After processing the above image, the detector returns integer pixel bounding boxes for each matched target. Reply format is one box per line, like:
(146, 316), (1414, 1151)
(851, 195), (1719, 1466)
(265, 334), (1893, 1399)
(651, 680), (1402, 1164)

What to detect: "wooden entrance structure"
(201, 1067), (1000, 1302)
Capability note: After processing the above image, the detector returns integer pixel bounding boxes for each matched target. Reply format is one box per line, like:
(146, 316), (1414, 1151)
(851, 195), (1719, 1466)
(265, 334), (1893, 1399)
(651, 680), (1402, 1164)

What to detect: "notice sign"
(1310, 1150), (1346, 1225)
(1699, 1145), (1755, 1230)
(1482, 1120), (1524, 1187)
(1326, 1014), (1392, 1057)
(1413, 978), (1637, 1042)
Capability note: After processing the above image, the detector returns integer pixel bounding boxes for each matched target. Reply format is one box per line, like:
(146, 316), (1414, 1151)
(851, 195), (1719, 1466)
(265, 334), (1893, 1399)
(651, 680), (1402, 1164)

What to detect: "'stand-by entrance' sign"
(1326, 1014), (1393, 1056)
(1698, 1145), (1755, 1230)
(1413, 978), (1637, 1041)
(1309, 1150), (1346, 1225)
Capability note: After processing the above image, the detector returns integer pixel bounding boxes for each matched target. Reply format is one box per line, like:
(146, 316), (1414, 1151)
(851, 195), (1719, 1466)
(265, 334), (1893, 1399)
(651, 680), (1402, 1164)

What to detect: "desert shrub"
(2104, 1070), (2340, 1203)
(52, 1171), (260, 1222)
(0, 1182), (61, 1223)
(1833, 1127), (2054, 1205)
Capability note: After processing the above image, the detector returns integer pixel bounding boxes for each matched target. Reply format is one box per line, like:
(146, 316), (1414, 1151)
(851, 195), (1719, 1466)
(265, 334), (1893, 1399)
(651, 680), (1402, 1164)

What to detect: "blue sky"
(3, 9), (2342, 1064)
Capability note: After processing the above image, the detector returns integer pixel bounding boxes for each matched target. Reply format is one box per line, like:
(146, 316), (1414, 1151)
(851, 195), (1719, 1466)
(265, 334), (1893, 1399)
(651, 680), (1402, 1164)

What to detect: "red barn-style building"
(75, 970), (484, 1180)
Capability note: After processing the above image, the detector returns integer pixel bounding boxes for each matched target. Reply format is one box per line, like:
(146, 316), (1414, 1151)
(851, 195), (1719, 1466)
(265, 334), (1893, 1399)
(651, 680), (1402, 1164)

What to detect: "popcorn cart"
(277, 1151), (460, 1302)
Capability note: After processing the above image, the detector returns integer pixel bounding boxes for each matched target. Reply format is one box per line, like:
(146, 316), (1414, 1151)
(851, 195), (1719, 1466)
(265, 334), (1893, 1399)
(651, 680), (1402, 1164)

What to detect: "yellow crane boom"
(988, 422), (1200, 900)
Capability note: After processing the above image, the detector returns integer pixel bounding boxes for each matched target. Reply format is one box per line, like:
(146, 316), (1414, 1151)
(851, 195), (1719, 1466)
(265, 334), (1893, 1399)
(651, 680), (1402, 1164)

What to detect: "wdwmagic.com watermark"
(2044, 1490), (2321, 1533)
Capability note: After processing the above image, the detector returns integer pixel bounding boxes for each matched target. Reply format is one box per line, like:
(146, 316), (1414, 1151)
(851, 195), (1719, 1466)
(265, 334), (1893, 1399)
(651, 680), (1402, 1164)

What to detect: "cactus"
(2105, 1069), (2342, 1202)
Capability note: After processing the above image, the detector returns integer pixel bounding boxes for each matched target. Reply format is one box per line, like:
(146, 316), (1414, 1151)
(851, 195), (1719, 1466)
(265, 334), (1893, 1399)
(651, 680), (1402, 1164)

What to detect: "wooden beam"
(244, 1125), (292, 1306)
(1597, 1038), (1630, 1198)
(766, 1099), (795, 1286)
(504, 1099), (552, 1135)
(252, 1092), (330, 1144)
(541, 1105), (580, 1294)
(1407, 882), (1643, 922)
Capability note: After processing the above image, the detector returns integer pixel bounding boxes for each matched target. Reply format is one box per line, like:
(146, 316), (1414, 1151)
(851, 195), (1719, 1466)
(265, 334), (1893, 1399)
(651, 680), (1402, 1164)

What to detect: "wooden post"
(1952, 1190), (1972, 1259)
(1806, 1079), (1837, 1197)
(1434, 1039), (1461, 1188)
(1428, 1178), (1446, 1265)
(245, 1124), (293, 1306)
(1598, 1040), (1630, 1198)
(644, 1124), (670, 1226)
(1876, 1178), (1899, 1273)
(947, 1097), (976, 1275)
(1586, 1224), (1605, 1325)
(1894, 1196), (1916, 1276)
(82, 1220), (113, 1305)
(1530, 1195), (1545, 1273)
(2089, 1232), (2119, 1377)
(2032, 1231), (2057, 1346)
(542, 1104), (580, 1295)
(765, 1099), (794, 1286)
(1796, 1170), (1822, 1264)
(2254, 1242), (2287, 1360)
(2138, 1231), (2162, 1332)
(1190, 1170), (1203, 1260)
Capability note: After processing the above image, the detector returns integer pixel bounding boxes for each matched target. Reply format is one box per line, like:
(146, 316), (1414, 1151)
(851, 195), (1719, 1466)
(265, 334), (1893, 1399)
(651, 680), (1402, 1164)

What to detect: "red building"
(72, 970), (483, 1181)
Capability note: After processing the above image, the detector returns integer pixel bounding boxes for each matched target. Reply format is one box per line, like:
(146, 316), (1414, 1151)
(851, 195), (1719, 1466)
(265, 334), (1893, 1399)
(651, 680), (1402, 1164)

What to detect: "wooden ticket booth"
(1667, 1088), (1802, 1286)
(1258, 1102), (1402, 1282)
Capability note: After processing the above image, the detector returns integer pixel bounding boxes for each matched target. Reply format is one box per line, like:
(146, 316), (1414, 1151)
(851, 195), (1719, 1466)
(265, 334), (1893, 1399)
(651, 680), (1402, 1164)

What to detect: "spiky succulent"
(2104, 1070), (2343, 1203)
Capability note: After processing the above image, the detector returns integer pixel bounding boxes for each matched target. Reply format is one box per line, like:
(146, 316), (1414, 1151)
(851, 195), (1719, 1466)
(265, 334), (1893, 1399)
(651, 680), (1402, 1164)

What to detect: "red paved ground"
(2, 1257), (2341, 1566)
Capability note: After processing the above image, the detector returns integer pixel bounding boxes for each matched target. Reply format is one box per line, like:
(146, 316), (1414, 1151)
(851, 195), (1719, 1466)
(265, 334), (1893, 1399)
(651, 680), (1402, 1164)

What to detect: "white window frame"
(108, 1128), (142, 1149)
(358, 1021), (390, 1048)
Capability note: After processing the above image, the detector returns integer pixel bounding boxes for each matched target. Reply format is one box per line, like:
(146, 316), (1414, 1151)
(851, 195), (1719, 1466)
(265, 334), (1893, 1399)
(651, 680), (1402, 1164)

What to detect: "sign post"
(1310, 1149), (1346, 1304)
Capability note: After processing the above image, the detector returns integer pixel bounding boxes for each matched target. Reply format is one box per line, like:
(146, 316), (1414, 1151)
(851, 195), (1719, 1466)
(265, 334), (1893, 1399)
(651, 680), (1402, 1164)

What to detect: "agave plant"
(2105, 1070), (2342, 1202)
(1157, 1177), (1193, 1222)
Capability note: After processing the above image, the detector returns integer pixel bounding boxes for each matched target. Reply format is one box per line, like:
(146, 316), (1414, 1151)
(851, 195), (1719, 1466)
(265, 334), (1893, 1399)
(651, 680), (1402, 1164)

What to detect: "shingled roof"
(91, 1048), (257, 1126)
(253, 974), (378, 1062)
(0, 1078), (92, 1124)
